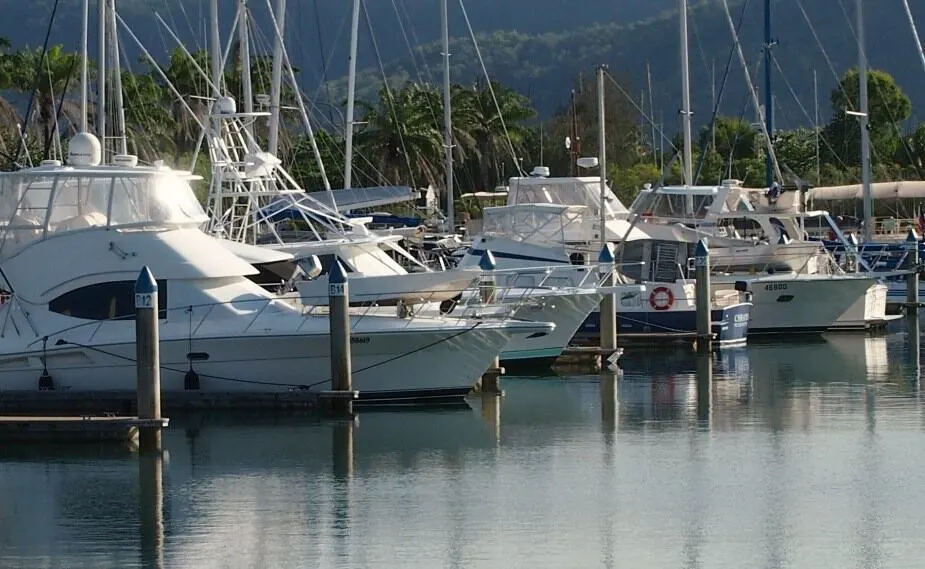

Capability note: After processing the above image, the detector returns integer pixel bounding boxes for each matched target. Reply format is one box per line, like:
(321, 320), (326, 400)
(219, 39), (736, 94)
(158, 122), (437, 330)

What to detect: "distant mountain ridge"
(3, 0), (925, 129)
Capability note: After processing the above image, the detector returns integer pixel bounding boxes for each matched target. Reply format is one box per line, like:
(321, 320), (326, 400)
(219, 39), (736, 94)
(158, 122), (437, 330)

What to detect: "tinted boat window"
(49, 280), (167, 320)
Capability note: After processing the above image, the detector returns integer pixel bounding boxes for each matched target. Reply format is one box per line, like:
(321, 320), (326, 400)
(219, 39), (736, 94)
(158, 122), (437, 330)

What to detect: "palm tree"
(10, 44), (81, 158)
(453, 81), (535, 190)
(355, 83), (444, 188)
(121, 69), (176, 162)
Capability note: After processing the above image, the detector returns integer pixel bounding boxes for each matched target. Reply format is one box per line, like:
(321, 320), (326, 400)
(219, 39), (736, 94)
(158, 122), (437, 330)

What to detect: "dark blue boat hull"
(577, 303), (751, 345)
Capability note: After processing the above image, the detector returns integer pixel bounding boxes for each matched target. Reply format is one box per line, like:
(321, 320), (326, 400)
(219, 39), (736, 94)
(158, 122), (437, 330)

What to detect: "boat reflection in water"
(612, 333), (900, 433)
(0, 331), (922, 569)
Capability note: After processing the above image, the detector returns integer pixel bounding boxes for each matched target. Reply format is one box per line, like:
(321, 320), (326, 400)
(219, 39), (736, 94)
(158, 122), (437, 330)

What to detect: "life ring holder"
(649, 286), (675, 311)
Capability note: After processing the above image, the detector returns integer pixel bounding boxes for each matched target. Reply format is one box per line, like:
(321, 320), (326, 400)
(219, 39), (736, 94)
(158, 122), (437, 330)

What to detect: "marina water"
(2, 324), (925, 568)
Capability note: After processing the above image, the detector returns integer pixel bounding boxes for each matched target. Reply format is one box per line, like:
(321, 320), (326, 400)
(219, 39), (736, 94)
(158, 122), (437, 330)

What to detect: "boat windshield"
(636, 191), (715, 219)
(508, 178), (629, 218)
(0, 170), (207, 256)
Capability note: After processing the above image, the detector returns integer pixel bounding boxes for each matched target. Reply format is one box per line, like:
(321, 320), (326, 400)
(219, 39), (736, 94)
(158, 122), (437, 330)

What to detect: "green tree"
(355, 83), (444, 188)
(823, 68), (911, 167)
(452, 81), (536, 190)
(10, 44), (81, 156)
(610, 162), (660, 204)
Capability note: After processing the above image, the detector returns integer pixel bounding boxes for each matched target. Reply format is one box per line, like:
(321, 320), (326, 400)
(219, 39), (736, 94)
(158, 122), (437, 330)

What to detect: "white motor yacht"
(0, 134), (553, 403)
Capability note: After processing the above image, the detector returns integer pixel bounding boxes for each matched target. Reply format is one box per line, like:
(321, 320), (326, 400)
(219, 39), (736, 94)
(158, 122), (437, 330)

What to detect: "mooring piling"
(324, 260), (357, 416)
(907, 228), (920, 317)
(694, 239), (712, 355)
(598, 243), (618, 352)
(134, 266), (163, 453)
(479, 249), (504, 395)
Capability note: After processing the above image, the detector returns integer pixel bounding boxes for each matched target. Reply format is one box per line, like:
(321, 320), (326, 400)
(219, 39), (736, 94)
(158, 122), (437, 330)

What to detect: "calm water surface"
(2, 327), (925, 568)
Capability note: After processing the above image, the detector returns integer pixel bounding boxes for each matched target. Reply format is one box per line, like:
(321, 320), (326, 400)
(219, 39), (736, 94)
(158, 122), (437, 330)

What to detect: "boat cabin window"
(0, 170), (207, 256)
(718, 217), (764, 240)
(640, 193), (715, 218)
(49, 280), (167, 320)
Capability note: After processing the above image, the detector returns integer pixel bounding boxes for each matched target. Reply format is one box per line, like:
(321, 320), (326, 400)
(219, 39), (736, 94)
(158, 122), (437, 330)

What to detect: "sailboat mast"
(441, 0), (454, 233)
(97, 0), (107, 154)
(764, 0), (774, 188)
(343, 0), (361, 189)
(857, 0), (873, 241)
(238, 0), (254, 140)
(902, 0), (925, 78)
(108, 0), (127, 156)
(679, 0), (693, 187)
(268, 0), (286, 157)
(814, 69), (820, 186)
(80, 0), (89, 132)
(210, 0), (222, 139)
(597, 64), (607, 250)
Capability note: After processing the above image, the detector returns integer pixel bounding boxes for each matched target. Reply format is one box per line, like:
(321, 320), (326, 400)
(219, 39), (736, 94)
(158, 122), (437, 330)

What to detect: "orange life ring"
(649, 286), (674, 311)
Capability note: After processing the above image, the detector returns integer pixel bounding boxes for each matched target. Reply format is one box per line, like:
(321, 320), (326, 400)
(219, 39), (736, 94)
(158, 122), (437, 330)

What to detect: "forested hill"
(330, 0), (925, 128)
(3, 0), (925, 127)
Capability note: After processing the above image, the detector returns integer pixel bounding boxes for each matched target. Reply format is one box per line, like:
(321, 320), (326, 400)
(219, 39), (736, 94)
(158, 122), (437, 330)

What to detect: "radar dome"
(529, 166), (550, 178)
(217, 96), (237, 115)
(67, 132), (102, 166)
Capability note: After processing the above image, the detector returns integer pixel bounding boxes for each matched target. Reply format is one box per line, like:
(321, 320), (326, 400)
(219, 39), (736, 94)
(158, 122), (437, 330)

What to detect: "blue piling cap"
(694, 238), (709, 258)
(134, 266), (157, 294)
(329, 259), (349, 284)
(907, 228), (920, 243)
(598, 242), (615, 263)
(479, 249), (497, 271)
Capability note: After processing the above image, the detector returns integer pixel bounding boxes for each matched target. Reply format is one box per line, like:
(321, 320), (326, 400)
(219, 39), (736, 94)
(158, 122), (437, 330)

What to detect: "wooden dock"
(0, 416), (169, 443)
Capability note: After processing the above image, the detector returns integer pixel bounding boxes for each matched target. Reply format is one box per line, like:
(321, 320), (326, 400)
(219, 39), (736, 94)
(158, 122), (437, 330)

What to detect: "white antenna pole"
(97, 0), (107, 154)
(80, 0), (89, 132)
(108, 0), (127, 156)
(343, 0), (361, 189)
(238, 0), (254, 140)
(858, 0), (872, 241)
(268, 0), (286, 156)
(679, 0), (693, 187)
(441, 0), (454, 232)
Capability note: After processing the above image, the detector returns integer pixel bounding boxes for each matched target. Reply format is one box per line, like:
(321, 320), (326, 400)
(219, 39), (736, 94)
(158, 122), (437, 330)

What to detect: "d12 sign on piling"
(134, 266), (163, 453)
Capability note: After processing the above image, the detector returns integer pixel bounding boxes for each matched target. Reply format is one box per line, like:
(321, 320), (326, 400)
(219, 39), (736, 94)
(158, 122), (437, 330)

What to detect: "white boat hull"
(0, 313), (548, 400)
(495, 288), (601, 364)
(715, 275), (881, 334)
(834, 282), (890, 329)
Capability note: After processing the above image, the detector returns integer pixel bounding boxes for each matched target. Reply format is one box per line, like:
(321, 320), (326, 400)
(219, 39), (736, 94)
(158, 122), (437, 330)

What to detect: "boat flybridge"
(0, 133), (554, 401)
